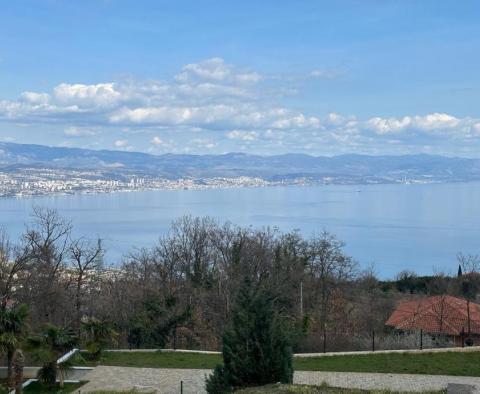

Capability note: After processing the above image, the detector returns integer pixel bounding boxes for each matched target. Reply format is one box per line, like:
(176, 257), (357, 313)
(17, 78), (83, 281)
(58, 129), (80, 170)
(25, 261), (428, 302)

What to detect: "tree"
(127, 296), (191, 349)
(69, 238), (104, 333)
(305, 232), (357, 349)
(22, 207), (72, 324)
(0, 304), (29, 389)
(82, 316), (118, 361)
(28, 324), (77, 388)
(206, 277), (293, 393)
(12, 349), (25, 394)
(0, 230), (29, 311)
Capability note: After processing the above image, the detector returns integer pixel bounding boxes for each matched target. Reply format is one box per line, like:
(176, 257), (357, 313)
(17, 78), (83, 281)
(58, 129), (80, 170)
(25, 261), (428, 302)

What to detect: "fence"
(296, 329), (463, 354)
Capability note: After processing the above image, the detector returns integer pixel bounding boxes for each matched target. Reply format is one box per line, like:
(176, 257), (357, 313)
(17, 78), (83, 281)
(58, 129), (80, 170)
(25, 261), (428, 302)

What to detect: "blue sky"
(1, 0), (480, 156)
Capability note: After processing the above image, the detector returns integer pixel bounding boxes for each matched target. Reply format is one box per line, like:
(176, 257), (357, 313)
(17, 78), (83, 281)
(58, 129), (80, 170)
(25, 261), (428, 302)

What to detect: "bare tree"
(305, 231), (358, 347)
(69, 237), (103, 332)
(21, 207), (72, 323)
(0, 230), (29, 310)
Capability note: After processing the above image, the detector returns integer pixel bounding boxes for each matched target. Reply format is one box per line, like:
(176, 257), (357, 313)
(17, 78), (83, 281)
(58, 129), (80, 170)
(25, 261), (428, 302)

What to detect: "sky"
(1, 0), (480, 157)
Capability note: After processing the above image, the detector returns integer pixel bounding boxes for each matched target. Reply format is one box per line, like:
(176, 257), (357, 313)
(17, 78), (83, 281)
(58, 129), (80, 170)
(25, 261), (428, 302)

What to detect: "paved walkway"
(80, 367), (210, 393)
(295, 371), (480, 392)
(79, 367), (480, 393)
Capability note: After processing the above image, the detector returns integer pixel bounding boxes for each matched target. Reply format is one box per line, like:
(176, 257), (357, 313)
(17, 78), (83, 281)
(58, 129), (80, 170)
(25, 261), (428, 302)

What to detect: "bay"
(0, 182), (479, 278)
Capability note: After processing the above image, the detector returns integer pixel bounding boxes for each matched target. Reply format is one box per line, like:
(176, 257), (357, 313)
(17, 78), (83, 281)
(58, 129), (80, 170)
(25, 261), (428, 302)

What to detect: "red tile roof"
(386, 295), (480, 335)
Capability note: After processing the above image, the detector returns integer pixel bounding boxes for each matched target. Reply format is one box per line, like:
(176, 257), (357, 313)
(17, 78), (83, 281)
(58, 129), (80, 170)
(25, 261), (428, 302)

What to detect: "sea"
(1, 182), (479, 279)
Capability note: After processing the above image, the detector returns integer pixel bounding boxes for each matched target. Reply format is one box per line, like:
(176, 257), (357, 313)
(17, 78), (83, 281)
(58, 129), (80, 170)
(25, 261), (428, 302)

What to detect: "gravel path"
(295, 371), (480, 392)
(79, 367), (480, 393)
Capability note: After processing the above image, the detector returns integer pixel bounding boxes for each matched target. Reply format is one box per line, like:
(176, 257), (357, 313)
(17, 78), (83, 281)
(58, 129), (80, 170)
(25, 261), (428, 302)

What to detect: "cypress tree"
(206, 277), (293, 393)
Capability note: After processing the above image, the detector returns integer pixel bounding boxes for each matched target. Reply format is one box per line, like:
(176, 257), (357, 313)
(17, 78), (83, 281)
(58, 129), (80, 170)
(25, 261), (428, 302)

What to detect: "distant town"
(0, 167), (287, 197)
(1, 142), (478, 198)
(0, 166), (436, 198)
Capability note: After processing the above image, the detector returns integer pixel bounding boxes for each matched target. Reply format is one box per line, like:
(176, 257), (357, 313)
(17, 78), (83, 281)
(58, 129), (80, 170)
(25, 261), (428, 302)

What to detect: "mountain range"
(1, 142), (480, 184)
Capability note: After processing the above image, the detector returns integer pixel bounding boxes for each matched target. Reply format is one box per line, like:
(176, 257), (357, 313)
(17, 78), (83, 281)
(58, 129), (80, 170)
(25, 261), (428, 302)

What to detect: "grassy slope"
(84, 350), (480, 376)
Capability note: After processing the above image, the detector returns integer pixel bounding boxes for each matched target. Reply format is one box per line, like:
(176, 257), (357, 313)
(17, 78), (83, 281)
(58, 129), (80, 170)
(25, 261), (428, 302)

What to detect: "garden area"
(80, 349), (480, 377)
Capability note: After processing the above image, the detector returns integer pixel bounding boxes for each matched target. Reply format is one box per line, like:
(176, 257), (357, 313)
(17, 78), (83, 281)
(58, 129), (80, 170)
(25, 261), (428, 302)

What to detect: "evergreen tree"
(206, 277), (293, 393)
(81, 317), (118, 361)
(28, 324), (77, 388)
(0, 304), (29, 389)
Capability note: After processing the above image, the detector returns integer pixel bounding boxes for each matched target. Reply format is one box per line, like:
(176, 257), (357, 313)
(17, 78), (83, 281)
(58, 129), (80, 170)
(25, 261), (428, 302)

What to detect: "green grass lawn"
(81, 351), (222, 369)
(23, 381), (85, 393)
(79, 350), (480, 376)
(237, 384), (445, 394)
(294, 351), (480, 376)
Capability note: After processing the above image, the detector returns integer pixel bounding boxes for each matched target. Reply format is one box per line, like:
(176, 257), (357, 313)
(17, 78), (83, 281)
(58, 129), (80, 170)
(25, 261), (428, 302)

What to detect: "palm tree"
(28, 324), (77, 388)
(82, 317), (118, 361)
(0, 304), (29, 389)
(12, 349), (25, 394)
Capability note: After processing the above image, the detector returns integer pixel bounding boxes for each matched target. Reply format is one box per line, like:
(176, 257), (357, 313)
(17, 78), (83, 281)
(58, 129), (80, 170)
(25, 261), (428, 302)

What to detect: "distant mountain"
(1, 142), (480, 183)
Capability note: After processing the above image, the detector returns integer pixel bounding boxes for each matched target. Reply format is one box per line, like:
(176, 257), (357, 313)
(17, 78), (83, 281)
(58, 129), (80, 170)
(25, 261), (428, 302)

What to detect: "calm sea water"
(0, 182), (479, 278)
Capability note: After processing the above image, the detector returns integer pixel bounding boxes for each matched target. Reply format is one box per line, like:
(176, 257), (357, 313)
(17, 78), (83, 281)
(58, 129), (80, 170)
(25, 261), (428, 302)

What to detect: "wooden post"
(181, 380), (183, 394)
(300, 282), (303, 317)
(420, 329), (423, 350)
(173, 323), (177, 350)
(323, 330), (326, 354)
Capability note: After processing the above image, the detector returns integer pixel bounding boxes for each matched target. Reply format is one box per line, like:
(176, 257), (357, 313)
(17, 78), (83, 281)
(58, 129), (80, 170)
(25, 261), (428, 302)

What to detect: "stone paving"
(80, 367), (210, 393)
(295, 371), (480, 393)
(78, 367), (480, 393)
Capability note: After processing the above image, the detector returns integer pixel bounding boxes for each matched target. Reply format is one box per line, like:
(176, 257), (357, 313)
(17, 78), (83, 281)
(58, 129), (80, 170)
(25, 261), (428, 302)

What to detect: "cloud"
(190, 138), (217, 150)
(175, 57), (262, 84)
(64, 126), (99, 137)
(151, 136), (164, 145)
(21, 92), (50, 105)
(365, 113), (462, 135)
(309, 68), (345, 79)
(226, 130), (259, 141)
(53, 83), (121, 108)
(0, 57), (480, 156)
(114, 139), (129, 148)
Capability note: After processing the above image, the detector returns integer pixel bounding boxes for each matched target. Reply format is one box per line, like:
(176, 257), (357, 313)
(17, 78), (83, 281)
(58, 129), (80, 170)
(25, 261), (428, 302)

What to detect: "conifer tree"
(206, 277), (293, 393)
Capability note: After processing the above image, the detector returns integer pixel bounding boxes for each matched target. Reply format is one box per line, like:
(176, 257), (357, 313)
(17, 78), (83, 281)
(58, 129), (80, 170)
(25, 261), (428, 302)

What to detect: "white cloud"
(21, 92), (50, 105)
(366, 116), (413, 135)
(310, 68), (344, 79)
(366, 113), (462, 135)
(414, 113), (460, 130)
(473, 123), (480, 136)
(53, 83), (121, 108)
(175, 58), (261, 84)
(190, 138), (217, 150)
(64, 126), (99, 137)
(226, 130), (259, 141)
(151, 136), (164, 145)
(0, 57), (479, 156)
(114, 139), (128, 148)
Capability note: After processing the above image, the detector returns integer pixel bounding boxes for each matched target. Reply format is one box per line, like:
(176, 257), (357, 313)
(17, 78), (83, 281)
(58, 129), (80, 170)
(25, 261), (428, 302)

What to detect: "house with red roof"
(386, 295), (480, 347)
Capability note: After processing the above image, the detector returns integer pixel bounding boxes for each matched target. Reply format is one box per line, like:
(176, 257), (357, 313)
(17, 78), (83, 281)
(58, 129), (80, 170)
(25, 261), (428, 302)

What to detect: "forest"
(1, 207), (479, 357)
